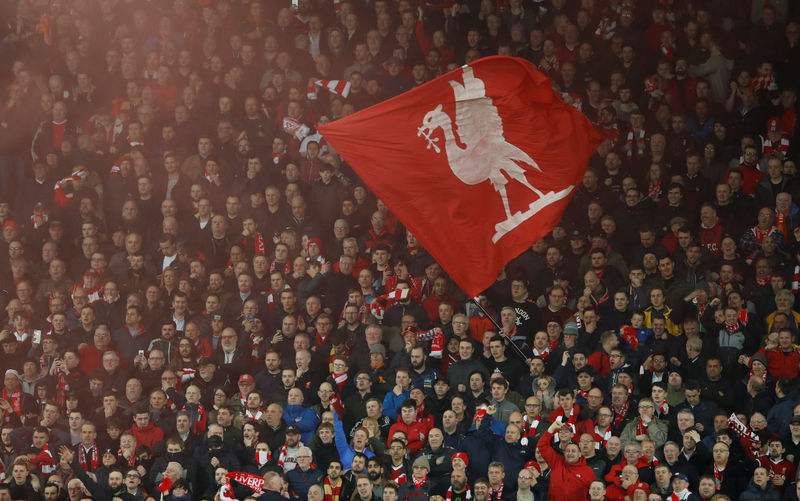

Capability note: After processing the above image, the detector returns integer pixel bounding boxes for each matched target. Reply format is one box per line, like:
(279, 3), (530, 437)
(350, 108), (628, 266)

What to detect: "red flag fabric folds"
(319, 56), (603, 297)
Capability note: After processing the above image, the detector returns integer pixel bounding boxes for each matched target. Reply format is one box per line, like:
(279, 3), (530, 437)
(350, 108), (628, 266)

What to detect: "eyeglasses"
(518, 476), (532, 480)
(525, 403), (541, 408)
(598, 413), (613, 418)
(453, 322), (467, 326)
(127, 474), (140, 479)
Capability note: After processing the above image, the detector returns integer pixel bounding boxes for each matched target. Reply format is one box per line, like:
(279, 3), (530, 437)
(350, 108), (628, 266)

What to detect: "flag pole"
(470, 298), (530, 362)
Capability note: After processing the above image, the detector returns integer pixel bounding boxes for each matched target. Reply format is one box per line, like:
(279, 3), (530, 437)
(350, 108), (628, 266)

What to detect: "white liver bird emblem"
(417, 65), (574, 243)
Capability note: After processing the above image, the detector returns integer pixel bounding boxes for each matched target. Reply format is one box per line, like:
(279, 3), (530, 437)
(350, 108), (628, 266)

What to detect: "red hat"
(2, 220), (18, 231)
(84, 268), (100, 277)
(524, 461), (541, 474)
(238, 374), (254, 384)
(308, 237), (323, 251)
(767, 117), (780, 132)
(627, 482), (650, 496)
(451, 452), (469, 467)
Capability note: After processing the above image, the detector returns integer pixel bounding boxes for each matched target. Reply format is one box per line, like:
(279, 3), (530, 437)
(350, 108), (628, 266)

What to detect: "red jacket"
(757, 347), (800, 380)
(537, 430), (595, 501)
(128, 423), (164, 453)
(388, 418), (428, 454)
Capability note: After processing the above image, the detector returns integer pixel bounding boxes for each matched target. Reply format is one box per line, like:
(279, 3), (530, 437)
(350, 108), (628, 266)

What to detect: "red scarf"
(522, 414), (540, 446)
(532, 346), (550, 358)
(78, 444), (100, 470)
(776, 210), (789, 242)
(648, 181), (662, 201)
(323, 477), (342, 501)
(33, 444), (56, 477)
(118, 448), (136, 466)
(724, 321), (739, 334)
(626, 129), (646, 158)
(316, 332), (329, 346)
(2, 388), (22, 416)
(749, 368), (768, 382)
(332, 372), (348, 390)
(594, 424), (612, 449)
(277, 443), (288, 469)
(489, 482), (504, 501)
(56, 371), (69, 408)
(182, 402), (206, 434)
(613, 401), (629, 428)
(412, 475), (427, 489)
(754, 225), (776, 243)
(246, 407), (264, 422)
(756, 274), (771, 286)
(446, 486), (471, 501)
(713, 463), (725, 490)
(636, 418), (648, 436)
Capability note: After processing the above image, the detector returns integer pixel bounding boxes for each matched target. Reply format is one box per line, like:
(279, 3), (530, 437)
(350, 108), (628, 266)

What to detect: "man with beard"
(446, 468), (472, 501)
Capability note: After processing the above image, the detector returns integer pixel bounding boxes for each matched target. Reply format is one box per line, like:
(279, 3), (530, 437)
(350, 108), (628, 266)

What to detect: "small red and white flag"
(307, 83), (319, 101)
(315, 79), (351, 98)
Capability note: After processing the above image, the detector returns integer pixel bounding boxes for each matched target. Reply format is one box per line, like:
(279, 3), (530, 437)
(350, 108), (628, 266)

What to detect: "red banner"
(319, 56), (602, 297)
(226, 471), (265, 494)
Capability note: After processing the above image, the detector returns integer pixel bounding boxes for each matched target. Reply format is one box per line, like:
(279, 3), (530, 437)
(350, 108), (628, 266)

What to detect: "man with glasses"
(78, 325), (117, 374)
(521, 396), (548, 445)
(639, 352), (669, 396)
(288, 445), (322, 499)
(620, 397), (668, 450)
(213, 326), (251, 385)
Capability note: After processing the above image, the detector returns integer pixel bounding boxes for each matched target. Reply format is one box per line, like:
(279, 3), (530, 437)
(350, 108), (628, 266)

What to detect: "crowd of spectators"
(3, 0), (800, 501)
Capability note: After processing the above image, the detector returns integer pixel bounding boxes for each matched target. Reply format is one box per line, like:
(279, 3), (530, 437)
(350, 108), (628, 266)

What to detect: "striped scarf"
(323, 477), (342, 501)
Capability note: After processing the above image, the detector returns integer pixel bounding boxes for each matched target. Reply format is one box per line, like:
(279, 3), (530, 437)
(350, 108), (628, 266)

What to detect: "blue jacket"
(382, 389), (410, 420)
(287, 466), (322, 500)
(284, 405), (320, 443)
(333, 412), (374, 469)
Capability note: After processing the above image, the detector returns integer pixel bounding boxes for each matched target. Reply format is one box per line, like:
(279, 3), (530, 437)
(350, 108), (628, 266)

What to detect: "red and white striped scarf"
(246, 408), (264, 422)
(793, 265), (800, 295)
(332, 372), (348, 390)
(594, 424), (612, 449)
(370, 288), (410, 319)
(277, 443), (289, 470)
(78, 443), (100, 470)
(521, 414), (539, 446)
(489, 482), (503, 501)
(626, 129), (646, 158)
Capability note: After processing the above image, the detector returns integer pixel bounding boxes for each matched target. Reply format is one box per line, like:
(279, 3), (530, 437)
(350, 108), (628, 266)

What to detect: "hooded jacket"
(536, 430), (595, 501)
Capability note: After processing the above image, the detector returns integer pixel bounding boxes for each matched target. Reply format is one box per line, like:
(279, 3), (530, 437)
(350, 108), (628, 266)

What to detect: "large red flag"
(319, 56), (603, 297)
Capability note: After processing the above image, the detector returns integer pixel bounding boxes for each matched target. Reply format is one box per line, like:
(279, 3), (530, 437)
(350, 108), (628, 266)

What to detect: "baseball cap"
(791, 417), (800, 426)
(369, 344), (386, 356)
(4, 369), (19, 378)
(673, 472), (689, 482)
(286, 424), (301, 434)
(238, 374), (255, 384)
(198, 357), (215, 366)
